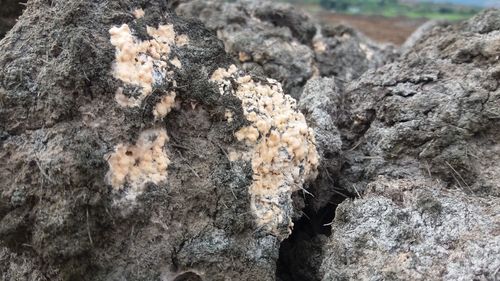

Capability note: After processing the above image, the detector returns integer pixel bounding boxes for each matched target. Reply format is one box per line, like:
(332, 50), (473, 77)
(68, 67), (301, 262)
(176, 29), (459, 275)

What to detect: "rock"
(176, 0), (395, 99)
(0, 0), (318, 280)
(321, 177), (500, 281)
(401, 20), (448, 55)
(313, 24), (396, 83)
(298, 77), (345, 211)
(318, 9), (500, 280)
(336, 9), (500, 196)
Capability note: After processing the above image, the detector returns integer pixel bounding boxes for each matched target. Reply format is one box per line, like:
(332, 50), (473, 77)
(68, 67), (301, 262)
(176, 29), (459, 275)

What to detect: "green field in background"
(281, 0), (480, 20)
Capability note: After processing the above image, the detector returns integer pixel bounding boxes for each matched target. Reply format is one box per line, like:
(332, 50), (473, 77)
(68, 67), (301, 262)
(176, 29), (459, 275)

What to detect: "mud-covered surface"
(336, 9), (500, 197)
(176, 0), (396, 99)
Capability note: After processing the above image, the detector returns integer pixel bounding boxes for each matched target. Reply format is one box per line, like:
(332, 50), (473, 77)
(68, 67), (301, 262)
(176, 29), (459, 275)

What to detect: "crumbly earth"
(0, 0), (318, 280)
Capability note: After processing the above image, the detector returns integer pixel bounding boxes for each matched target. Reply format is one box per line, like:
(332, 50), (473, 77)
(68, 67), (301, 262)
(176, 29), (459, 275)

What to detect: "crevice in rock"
(0, 0), (25, 39)
(276, 189), (352, 281)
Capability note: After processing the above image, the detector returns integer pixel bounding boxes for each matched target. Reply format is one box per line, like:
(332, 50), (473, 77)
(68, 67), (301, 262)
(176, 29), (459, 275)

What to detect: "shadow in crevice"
(0, 0), (25, 39)
(276, 190), (350, 281)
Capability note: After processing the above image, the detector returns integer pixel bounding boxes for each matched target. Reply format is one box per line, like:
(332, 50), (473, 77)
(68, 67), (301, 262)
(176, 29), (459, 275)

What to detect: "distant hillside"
(313, 0), (483, 20)
(423, 0), (500, 8)
(420, 0), (500, 8)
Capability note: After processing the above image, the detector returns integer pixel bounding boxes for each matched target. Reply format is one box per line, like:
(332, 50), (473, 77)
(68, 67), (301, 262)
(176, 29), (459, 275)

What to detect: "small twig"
(323, 168), (350, 198)
(86, 208), (93, 246)
(352, 184), (363, 199)
(424, 161), (432, 177)
(359, 156), (383, 160)
(493, 265), (500, 281)
(323, 221), (334, 226)
(349, 137), (364, 151)
(130, 224), (135, 238)
(171, 143), (192, 151)
(176, 151), (200, 178)
(301, 212), (311, 221)
(301, 186), (315, 197)
(214, 141), (231, 162)
(445, 161), (473, 193)
(35, 158), (56, 184)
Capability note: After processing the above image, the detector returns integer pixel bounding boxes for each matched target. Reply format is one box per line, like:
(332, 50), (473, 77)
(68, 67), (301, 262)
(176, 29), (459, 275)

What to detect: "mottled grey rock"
(313, 24), (396, 83)
(318, 9), (500, 281)
(321, 177), (500, 281)
(336, 9), (500, 196)
(299, 77), (344, 211)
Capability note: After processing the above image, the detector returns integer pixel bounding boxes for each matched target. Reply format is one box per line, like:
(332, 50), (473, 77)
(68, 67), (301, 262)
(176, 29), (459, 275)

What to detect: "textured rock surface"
(1, 0), (499, 280)
(322, 177), (500, 281)
(336, 9), (500, 197)
(298, 77), (345, 211)
(0, 0), (318, 280)
(319, 9), (500, 281)
(176, 0), (395, 99)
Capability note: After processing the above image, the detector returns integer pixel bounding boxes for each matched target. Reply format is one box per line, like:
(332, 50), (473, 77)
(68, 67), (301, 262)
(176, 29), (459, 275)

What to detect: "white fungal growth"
(106, 129), (170, 200)
(109, 22), (188, 107)
(133, 8), (145, 19)
(225, 109), (234, 123)
(153, 92), (177, 120)
(211, 65), (319, 237)
(106, 14), (188, 201)
(170, 57), (182, 69)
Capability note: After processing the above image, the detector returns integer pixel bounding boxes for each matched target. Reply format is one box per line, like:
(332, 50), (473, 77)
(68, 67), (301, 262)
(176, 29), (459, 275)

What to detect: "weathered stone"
(0, 1), (318, 280)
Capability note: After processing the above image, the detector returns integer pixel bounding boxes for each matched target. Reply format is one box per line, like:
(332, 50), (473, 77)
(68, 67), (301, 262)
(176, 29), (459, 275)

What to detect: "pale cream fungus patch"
(109, 22), (189, 107)
(133, 8), (145, 19)
(107, 14), (191, 200)
(106, 129), (170, 199)
(211, 65), (319, 237)
(153, 92), (176, 120)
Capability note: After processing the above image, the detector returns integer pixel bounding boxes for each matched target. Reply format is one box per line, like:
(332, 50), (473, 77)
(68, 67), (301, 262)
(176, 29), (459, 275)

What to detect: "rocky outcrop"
(176, 0), (396, 99)
(0, 0), (319, 280)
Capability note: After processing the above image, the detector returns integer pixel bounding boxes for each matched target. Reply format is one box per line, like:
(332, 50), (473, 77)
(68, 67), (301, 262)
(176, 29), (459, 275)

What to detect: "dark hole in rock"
(276, 188), (351, 281)
(0, 0), (25, 39)
(173, 272), (203, 281)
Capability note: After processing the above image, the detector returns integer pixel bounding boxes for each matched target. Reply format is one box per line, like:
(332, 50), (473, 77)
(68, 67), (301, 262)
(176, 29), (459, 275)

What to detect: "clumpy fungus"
(105, 129), (170, 200)
(211, 65), (319, 237)
(106, 12), (189, 199)
(109, 21), (188, 107)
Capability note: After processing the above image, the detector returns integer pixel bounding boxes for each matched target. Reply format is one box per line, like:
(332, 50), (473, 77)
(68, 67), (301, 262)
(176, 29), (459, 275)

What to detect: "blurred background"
(280, 0), (499, 44)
